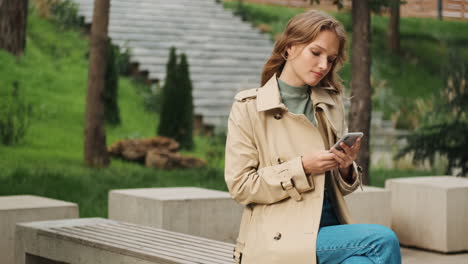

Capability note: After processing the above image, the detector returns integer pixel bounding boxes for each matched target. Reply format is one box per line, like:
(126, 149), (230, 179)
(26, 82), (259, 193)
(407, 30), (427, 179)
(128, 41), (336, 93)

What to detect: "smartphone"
(331, 132), (363, 152)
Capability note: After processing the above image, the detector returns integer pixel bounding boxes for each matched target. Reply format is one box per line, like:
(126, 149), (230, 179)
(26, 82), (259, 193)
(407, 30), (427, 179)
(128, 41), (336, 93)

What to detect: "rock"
(108, 136), (180, 162)
(145, 149), (206, 169)
(108, 136), (206, 169)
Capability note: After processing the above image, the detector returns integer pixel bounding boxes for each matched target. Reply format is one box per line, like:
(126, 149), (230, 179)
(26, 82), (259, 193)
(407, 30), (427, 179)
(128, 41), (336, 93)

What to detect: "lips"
(312, 72), (323, 77)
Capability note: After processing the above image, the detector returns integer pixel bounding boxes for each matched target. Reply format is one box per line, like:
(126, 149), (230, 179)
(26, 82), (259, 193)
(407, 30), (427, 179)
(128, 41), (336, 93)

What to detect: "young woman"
(224, 10), (402, 264)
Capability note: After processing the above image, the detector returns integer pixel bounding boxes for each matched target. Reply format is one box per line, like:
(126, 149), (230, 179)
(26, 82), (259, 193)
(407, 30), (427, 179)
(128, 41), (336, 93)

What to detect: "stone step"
(79, 3), (234, 18)
(112, 39), (273, 54)
(74, 0), (225, 9)
(130, 49), (270, 64)
(136, 57), (265, 71)
(101, 18), (258, 35)
(144, 65), (262, 80)
(78, 10), (251, 30)
(79, 6), (239, 23)
(109, 25), (270, 41)
(109, 32), (272, 47)
(177, 73), (261, 85)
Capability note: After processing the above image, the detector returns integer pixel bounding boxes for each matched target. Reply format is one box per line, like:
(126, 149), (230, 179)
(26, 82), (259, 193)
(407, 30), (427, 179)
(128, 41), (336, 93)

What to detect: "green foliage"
(114, 46), (131, 76)
(158, 47), (194, 150)
(396, 49), (468, 176)
(176, 53), (194, 150)
(49, 0), (83, 30)
(104, 38), (121, 126)
(0, 82), (32, 145)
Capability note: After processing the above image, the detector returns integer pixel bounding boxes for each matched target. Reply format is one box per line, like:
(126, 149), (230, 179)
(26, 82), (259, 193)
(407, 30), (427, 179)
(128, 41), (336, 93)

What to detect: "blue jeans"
(316, 190), (402, 264)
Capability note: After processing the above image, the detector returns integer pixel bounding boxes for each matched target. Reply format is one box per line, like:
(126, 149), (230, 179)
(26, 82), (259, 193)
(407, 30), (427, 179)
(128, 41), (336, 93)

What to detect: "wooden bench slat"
(49, 227), (232, 264)
(88, 224), (233, 258)
(112, 222), (234, 249)
(96, 222), (233, 252)
(72, 225), (233, 262)
(39, 229), (196, 264)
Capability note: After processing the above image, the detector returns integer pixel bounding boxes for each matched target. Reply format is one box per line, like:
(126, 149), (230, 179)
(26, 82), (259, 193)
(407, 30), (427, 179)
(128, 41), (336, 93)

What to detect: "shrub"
(158, 47), (194, 150)
(396, 49), (468, 176)
(103, 38), (121, 126)
(49, 0), (83, 30)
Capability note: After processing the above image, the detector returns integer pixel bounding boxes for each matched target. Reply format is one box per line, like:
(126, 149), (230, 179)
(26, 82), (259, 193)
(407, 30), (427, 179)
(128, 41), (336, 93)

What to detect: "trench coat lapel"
(257, 73), (339, 111)
(256, 74), (344, 138)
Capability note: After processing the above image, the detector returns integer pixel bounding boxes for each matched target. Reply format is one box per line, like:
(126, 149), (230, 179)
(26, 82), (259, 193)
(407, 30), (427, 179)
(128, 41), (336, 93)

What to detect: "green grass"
(0, 5), (450, 218)
(224, 1), (468, 128)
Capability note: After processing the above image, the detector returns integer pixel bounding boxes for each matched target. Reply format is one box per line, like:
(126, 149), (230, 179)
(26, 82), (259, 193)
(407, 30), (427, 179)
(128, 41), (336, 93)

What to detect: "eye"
(312, 51), (320, 56)
(327, 58), (335, 64)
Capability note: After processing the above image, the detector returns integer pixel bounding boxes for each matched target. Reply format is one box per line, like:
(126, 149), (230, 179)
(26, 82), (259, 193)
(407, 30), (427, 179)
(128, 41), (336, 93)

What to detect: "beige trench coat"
(224, 74), (363, 264)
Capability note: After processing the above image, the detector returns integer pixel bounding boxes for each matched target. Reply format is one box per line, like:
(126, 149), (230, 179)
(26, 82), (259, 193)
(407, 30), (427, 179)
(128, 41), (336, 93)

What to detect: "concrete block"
(386, 176), (468, 253)
(344, 185), (392, 227)
(0, 195), (78, 264)
(109, 187), (243, 243)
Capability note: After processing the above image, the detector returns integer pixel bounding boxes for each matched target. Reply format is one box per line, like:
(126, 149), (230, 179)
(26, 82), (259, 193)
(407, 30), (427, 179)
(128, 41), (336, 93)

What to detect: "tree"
(388, 0), (400, 54)
(103, 38), (121, 126)
(84, 0), (111, 167)
(0, 0), (28, 56)
(158, 47), (178, 139)
(177, 53), (194, 150)
(349, 0), (372, 185)
(396, 50), (468, 176)
(158, 48), (194, 150)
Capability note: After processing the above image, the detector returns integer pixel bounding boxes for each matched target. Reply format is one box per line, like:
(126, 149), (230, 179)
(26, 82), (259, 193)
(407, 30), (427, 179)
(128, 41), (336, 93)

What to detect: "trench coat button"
(274, 113), (283, 120)
(273, 232), (282, 240)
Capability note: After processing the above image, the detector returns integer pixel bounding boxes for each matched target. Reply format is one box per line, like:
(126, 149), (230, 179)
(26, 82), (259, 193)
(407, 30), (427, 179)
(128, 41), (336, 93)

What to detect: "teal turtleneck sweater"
(277, 77), (316, 126)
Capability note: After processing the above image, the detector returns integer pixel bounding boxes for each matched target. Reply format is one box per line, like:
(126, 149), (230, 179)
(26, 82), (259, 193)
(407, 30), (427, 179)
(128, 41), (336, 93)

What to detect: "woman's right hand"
(301, 151), (339, 175)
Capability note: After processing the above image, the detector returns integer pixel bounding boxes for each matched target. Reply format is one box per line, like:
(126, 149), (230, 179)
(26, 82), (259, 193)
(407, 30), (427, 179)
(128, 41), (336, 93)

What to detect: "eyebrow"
(311, 44), (338, 57)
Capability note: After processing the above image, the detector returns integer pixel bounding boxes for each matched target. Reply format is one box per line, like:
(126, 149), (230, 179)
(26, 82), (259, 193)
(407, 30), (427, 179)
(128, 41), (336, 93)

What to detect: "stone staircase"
(72, 0), (273, 130)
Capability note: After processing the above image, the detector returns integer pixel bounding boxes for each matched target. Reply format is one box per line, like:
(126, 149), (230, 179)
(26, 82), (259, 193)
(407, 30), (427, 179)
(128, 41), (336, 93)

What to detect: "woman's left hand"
(330, 138), (361, 169)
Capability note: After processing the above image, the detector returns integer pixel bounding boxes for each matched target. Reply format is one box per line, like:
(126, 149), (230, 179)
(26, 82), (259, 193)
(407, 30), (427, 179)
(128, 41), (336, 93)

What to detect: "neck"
(278, 63), (306, 87)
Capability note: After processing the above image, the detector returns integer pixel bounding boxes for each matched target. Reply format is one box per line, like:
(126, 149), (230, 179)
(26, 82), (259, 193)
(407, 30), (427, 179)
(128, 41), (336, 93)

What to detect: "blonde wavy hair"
(261, 10), (347, 93)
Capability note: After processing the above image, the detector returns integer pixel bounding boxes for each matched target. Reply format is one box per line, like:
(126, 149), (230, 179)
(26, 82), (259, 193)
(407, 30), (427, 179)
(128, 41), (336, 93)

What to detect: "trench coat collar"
(256, 73), (338, 112)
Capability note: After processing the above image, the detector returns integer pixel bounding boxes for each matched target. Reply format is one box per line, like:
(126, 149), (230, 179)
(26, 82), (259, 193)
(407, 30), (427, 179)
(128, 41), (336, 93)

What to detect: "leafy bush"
(49, 0), (83, 30)
(396, 49), (468, 176)
(0, 83), (33, 145)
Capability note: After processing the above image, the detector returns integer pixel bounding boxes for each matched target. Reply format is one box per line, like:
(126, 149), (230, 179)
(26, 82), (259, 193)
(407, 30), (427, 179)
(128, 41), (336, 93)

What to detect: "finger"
(340, 142), (352, 154)
(352, 138), (362, 151)
(323, 163), (338, 171)
(330, 152), (347, 167)
(321, 160), (339, 167)
(332, 148), (353, 166)
(331, 148), (347, 160)
(320, 153), (338, 161)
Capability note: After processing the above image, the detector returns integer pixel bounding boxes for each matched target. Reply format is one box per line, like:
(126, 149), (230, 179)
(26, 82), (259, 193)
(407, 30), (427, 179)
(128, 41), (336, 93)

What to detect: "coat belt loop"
(281, 179), (302, 201)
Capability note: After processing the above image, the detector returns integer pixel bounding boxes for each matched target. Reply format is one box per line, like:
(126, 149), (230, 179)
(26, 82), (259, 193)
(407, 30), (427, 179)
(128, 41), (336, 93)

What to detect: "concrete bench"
(386, 176), (468, 253)
(15, 218), (235, 264)
(344, 185), (392, 227)
(109, 187), (243, 243)
(0, 195), (78, 264)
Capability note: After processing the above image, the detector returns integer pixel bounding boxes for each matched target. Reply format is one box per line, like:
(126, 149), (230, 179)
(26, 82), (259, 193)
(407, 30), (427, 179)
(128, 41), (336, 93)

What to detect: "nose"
(318, 56), (327, 70)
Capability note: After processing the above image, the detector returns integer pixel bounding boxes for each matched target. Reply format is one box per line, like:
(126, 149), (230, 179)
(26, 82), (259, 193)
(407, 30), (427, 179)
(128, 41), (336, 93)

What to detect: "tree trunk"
(0, 0), (28, 56)
(84, 0), (111, 167)
(349, 0), (372, 185)
(388, 0), (400, 54)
